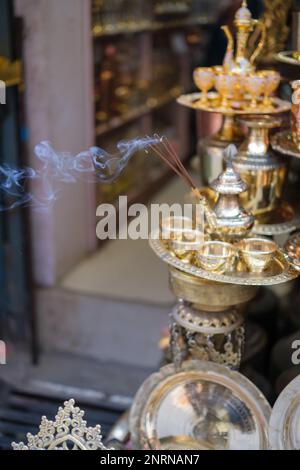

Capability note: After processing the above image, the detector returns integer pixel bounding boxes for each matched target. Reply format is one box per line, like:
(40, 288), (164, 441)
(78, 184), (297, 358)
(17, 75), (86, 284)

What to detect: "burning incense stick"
(147, 135), (202, 200)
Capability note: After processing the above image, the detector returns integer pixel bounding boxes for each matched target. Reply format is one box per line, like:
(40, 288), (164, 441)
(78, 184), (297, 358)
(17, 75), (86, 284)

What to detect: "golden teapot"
(222, 1), (266, 75)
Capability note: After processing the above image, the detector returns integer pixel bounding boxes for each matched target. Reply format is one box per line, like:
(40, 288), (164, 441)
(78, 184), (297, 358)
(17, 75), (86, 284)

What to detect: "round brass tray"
(177, 92), (291, 115)
(276, 51), (300, 67)
(129, 360), (271, 450)
(271, 130), (300, 159)
(149, 233), (299, 286)
(252, 202), (300, 236)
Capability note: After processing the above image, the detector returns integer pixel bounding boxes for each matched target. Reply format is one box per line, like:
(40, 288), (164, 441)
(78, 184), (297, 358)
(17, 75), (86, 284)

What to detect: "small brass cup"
(244, 74), (265, 109)
(170, 229), (204, 262)
(196, 241), (236, 273)
(258, 70), (280, 108)
(193, 67), (215, 104)
(237, 237), (277, 273)
(215, 72), (239, 109)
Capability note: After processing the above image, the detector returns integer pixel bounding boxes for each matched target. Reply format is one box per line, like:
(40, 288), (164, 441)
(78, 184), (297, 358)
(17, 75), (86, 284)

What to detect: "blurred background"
(0, 0), (299, 449)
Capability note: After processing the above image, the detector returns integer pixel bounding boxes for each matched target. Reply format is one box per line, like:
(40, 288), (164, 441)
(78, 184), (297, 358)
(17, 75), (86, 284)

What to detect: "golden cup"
(193, 67), (215, 104)
(196, 241), (236, 273)
(215, 72), (239, 109)
(258, 70), (281, 108)
(170, 229), (204, 262)
(161, 216), (194, 241)
(237, 237), (277, 273)
(244, 74), (265, 109)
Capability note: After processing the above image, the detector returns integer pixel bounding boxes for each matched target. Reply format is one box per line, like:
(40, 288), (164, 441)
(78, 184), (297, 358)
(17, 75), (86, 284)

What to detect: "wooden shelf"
(92, 15), (213, 38)
(95, 86), (183, 137)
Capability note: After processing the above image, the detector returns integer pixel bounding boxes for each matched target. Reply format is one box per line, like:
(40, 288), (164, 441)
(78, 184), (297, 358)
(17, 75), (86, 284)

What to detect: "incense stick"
(147, 135), (202, 201)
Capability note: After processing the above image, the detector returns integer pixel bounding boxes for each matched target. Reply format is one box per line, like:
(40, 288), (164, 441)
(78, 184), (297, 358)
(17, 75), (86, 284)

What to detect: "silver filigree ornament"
(12, 399), (114, 450)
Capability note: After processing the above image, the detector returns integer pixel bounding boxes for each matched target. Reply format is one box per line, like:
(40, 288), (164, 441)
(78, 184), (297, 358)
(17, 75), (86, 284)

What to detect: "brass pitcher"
(233, 115), (287, 216)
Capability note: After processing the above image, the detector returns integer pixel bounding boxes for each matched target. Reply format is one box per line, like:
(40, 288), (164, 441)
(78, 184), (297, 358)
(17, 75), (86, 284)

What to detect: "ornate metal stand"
(167, 268), (256, 370)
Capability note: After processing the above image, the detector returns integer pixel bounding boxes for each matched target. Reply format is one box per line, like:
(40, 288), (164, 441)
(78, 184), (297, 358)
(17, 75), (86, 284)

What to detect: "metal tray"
(177, 92), (291, 115)
(149, 233), (299, 286)
(129, 360), (271, 450)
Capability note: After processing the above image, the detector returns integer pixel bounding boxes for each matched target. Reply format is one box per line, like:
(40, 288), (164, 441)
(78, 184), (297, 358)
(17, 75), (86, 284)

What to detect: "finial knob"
(224, 144), (238, 166)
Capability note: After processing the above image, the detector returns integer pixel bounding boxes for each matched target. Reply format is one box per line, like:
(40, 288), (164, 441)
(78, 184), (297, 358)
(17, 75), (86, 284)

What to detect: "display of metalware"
(233, 115), (286, 217)
(92, 0), (218, 36)
(129, 360), (271, 450)
(272, 80), (300, 158)
(178, 1), (290, 185)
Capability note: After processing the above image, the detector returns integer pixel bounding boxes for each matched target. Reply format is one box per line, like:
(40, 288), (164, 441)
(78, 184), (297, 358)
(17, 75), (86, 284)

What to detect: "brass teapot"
(222, 1), (266, 75)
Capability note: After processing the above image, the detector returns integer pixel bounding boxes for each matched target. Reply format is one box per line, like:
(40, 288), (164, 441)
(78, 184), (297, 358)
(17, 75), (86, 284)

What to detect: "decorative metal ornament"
(129, 360), (271, 450)
(12, 399), (112, 450)
(170, 300), (245, 369)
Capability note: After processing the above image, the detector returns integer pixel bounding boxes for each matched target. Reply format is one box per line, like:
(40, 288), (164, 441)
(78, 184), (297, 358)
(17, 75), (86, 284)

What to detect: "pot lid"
(210, 145), (248, 195)
(269, 374), (300, 450)
(129, 360), (271, 450)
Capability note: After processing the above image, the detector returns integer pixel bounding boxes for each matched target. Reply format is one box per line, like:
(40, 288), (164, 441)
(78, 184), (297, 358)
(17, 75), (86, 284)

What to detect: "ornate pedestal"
(168, 268), (257, 370)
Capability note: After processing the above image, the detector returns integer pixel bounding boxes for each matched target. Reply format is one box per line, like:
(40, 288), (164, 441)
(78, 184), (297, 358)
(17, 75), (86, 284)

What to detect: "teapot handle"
(249, 20), (266, 65)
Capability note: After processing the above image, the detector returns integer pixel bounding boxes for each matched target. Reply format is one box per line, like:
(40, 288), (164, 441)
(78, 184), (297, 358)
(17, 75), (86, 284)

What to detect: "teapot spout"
(192, 188), (218, 229)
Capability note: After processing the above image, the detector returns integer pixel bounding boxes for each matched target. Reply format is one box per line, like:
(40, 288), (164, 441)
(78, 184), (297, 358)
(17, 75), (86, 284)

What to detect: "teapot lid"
(210, 145), (248, 195)
(234, 1), (252, 26)
(269, 374), (300, 450)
